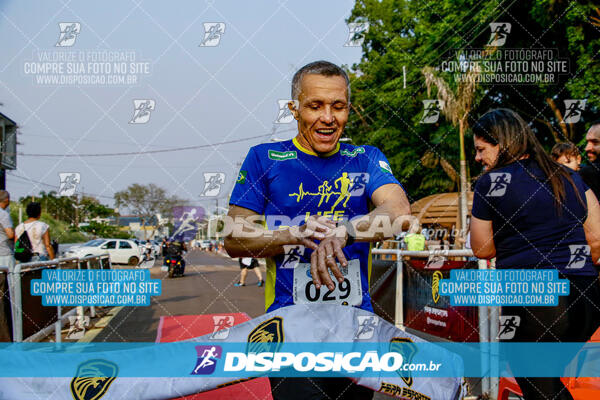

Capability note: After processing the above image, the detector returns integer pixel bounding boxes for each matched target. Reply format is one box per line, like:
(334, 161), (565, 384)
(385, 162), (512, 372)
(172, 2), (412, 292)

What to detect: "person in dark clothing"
(470, 109), (600, 400)
(161, 238), (168, 257)
(579, 120), (600, 200)
(550, 142), (581, 171)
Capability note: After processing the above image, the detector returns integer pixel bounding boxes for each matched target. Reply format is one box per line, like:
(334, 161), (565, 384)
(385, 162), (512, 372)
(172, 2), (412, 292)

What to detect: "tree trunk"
(458, 118), (468, 248)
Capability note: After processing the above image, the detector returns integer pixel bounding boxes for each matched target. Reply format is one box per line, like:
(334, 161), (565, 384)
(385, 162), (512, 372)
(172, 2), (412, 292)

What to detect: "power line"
(7, 172), (115, 200)
(15, 129), (296, 158)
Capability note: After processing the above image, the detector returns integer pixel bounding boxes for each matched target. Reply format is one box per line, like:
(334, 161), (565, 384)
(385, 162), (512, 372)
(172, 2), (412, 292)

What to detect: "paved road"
(93, 250), (266, 342)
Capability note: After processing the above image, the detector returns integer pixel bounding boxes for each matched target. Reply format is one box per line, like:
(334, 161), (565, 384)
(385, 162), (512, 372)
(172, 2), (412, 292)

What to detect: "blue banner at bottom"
(1, 342), (599, 378)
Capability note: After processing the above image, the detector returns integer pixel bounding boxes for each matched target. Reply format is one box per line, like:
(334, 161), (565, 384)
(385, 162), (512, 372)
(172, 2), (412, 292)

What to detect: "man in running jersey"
(225, 60), (410, 399)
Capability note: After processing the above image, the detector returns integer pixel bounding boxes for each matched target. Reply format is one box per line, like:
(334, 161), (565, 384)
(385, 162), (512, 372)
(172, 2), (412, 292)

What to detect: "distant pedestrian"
(161, 238), (168, 257)
(404, 222), (425, 251)
(15, 202), (55, 261)
(550, 142), (581, 171)
(235, 258), (264, 287)
(0, 191), (15, 272)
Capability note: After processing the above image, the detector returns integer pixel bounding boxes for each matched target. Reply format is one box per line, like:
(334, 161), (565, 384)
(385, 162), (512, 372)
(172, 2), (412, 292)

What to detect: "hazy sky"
(0, 0), (362, 212)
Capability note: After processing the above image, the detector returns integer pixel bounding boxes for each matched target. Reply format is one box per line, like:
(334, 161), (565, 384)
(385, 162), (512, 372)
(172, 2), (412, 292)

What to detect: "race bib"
(293, 259), (362, 306)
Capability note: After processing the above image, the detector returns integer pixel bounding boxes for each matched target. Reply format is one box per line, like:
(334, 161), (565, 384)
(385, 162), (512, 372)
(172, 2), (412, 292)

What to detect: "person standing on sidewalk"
(0, 191), (15, 272)
(15, 202), (55, 261)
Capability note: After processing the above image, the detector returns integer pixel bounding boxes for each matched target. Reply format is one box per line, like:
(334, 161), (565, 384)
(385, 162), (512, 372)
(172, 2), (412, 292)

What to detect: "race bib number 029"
(293, 259), (362, 306)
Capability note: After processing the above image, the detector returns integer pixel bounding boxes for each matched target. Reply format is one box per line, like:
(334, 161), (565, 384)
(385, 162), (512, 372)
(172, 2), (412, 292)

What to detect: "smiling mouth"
(314, 128), (337, 142)
(315, 128), (336, 136)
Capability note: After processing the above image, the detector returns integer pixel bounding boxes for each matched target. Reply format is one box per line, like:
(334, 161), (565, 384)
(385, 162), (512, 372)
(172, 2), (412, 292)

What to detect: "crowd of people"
(224, 60), (600, 400)
(0, 60), (597, 399)
(395, 128), (600, 255)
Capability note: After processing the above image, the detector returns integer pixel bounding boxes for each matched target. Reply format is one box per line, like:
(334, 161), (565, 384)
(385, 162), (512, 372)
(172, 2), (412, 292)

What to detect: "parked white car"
(138, 240), (160, 257)
(65, 239), (141, 265)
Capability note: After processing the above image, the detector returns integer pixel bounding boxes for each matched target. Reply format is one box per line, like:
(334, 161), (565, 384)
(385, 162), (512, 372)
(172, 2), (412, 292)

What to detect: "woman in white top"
(15, 202), (55, 261)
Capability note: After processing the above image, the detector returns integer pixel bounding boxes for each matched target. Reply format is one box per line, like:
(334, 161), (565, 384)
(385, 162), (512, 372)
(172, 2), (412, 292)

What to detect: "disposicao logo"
(223, 351), (404, 373)
(191, 345), (222, 375)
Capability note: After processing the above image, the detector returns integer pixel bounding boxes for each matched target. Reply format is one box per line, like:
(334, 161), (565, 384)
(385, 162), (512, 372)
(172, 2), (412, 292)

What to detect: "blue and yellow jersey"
(229, 138), (403, 312)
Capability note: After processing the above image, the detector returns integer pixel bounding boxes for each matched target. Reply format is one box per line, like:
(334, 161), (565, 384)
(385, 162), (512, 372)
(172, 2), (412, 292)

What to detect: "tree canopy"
(345, 0), (600, 200)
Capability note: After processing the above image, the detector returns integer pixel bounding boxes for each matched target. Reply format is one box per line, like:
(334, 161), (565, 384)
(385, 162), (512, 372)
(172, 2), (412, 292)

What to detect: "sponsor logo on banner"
(274, 99), (298, 124)
(424, 306), (448, 328)
(344, 22), (369, 47)
(497, 316), (521, 340)
(432, 271), (443, 303)
(171, 206), (205, 242)
(486, 172), (511, 196)
(268, 149), (297, 161)
(191, 345), (222, 375)
(236, 170), (247, 184)
(379, 382), (431, 400)
(129, 99), (155, 124)
(58, 172), (81, 196)
(56, 22), (81, 47)
(420, 100), (443, 124)
(390, 337), (417, 387)
(566, 244), (590, 269)
(210, 315), (235, 340)
(355, 316), (379, 339)
(200, 172), (226, 196)
(341, 147), (365, 157)
(487, 22), (511, 47)
(562, 100), (586, 124)
(199, 23), (225, 47)
(281, 245), (304, 269)
(247, 317), (284, 354)
(70, 359), (118, 400)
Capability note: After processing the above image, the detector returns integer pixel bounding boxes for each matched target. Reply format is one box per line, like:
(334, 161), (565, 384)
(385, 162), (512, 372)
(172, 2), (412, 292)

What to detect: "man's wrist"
(276, 227), (298, 246)
(339, 220), (356, 247)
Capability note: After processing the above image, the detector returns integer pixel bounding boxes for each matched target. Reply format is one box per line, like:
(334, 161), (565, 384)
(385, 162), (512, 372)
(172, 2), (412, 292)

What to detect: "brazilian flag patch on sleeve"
(237, 170), (247, 184)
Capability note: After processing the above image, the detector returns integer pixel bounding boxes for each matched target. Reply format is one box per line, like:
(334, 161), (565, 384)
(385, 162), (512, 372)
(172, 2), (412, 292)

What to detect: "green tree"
(114, 183), (185, 239)
(346, 0), (600, 199)
(80, 221), (131, 239)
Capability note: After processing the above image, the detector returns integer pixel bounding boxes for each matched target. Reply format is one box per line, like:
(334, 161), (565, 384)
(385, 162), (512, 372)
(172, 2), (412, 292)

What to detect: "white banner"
(0, 304), (465, 399)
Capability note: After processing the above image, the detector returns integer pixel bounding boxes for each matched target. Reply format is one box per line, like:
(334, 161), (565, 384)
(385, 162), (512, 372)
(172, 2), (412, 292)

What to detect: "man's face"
(0, 197), (9, 209)
(291, 74), (349, 155)
(585, 127), (600, 162)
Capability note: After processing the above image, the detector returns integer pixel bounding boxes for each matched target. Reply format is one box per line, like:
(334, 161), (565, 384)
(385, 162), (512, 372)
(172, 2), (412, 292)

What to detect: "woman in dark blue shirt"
(470, 109), (600, 400)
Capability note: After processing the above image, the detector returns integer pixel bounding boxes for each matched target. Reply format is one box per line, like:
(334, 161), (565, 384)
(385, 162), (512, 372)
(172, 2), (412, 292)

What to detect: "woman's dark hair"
(550, 142), (580, 161)
(26, 202), (42, 219)
(472, 108), (583, 210)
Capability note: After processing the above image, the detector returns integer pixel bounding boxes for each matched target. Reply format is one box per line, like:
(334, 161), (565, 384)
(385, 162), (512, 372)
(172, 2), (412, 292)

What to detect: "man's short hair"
(551, 142), (580, 160)
(291, 60), (351, 101)
(0, 190), (9, 203)
(589, 119), (600, 131)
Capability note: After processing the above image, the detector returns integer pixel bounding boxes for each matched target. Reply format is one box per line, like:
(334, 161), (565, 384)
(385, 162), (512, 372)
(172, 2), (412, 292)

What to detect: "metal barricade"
(371, 248), (499, 399)
(7, 254), (111, 343)
(0, 266), (11, 341)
